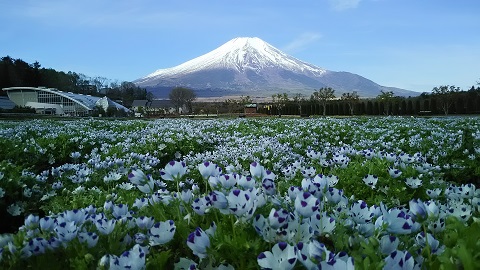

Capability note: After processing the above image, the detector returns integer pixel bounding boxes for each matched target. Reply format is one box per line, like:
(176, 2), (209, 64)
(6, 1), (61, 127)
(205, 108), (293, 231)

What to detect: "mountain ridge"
(134, 37), (419, 98)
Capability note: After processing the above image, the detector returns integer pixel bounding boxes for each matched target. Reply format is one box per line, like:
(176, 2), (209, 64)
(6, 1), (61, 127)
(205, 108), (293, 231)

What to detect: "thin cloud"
(329, 0), (362, 10)
(283, 33), (322, 53)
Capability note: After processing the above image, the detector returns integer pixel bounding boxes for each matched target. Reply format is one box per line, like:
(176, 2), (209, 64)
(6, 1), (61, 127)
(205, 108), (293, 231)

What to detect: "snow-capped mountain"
(134, 37), (417, 98)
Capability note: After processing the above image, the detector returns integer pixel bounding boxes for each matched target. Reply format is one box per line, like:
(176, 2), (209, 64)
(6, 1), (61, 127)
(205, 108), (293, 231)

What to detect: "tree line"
(263, 85), (480, 116)
(0, 56), (151, 107)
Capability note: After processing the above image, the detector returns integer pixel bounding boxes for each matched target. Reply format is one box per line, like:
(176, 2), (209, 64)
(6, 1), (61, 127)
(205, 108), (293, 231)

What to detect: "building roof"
(2, 87), (130, 112)
(0, 96), (16, 110)
(131, 100), (149, 107)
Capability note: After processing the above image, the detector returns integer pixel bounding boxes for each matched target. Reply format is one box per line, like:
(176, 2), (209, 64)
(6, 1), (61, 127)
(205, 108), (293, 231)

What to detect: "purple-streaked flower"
(149, 191), (173, 206)
(128, 169), (155, 194)
(282, 165), (296, 179)
(134, 233), (147, 244)
(362, 174), (378, 189)
(51, 181), (63, 190)
(78, 232), (99, 248)
(149, 220), (176, 246)
(288, 186), (303, 201)
(236, 175), (255, 189)
(459, 183), (476, 199)
(257, 242), (297, 270)
(268, 208), (290, 230)
(326, 175), (339, 187)
(296, 240), (327, 269)
(312, 174), (329, 190)
(384, 250), (417, 270)
(415, 232), (444, 255)
(24, 214), (39, 230)
(137, 178), (155, 194)
(40, 217), (55, 232)
(319, 251), (355, 270)
(95, 218), (116, 235)
(192, 197), (210, 215)
(250, 162), (266, 180)
(179, 189), (193, 203)
(295, 192), (320, 218)
(128, 169), (148, 185)
(133, 198), (149, 209)
(349, 200), (374, 224)
(213, 174), (237, 190)
(428, 217), (445, 233)
(47, 236), (61, 250)
(112, 204), (130, 219)
(160, 160), (187, 181)
(379, 235), (400, 255)
(309, 212), (336, 236)
(174, 258), (198, 269)
(262, 178), (276, 195)
(426, 188), (442, 199)
(253, 214), (277, 243)
(227, 189), (255, 217)
(103, 200), (114, 212)
(332, 154), (350, 168)
(54, 221), (78, 242)
(187, 227), (211, 259)
(325, 187), (344, 204)
(424, 200), (439, 218)
(108, 244), (146, 270)
(208, 191), (228, 212)
(21, 237), (49, 257)
(376, 203), (420, 234)
(409, 199), (427, 220)
(198, 161), (222, 179)
(136, 216), (155, 230)
(447, 203), (472, 223)
(388, 167), (402, 178)
(301, 167), (316, 178)
(64, 209), (87, 224)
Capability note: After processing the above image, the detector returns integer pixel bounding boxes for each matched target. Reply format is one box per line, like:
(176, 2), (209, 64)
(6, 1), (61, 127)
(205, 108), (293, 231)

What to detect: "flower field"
(0, 117), (480, 269)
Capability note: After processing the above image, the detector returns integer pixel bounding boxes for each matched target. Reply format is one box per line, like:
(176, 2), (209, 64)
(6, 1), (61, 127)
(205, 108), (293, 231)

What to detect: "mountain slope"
(134, 37), (419, 98)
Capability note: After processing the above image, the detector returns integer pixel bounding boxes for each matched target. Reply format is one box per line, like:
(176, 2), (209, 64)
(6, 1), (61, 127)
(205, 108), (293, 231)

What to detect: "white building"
(2, 87), (130, 116)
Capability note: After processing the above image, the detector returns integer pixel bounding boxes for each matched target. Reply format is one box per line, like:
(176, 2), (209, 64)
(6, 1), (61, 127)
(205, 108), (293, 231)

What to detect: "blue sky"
(1, 0), (479, 93)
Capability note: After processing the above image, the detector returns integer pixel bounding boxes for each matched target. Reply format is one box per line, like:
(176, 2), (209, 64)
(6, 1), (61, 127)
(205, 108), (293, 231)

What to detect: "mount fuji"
(134, 37), (418, 98)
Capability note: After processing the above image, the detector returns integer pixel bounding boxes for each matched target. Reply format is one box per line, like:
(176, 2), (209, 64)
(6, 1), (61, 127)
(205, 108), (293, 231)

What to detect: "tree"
(341, 91), (360, 115)
(169, 87), (196, 114)
(239, 95), (253, 106)
(376, 90), (395, 115)
(311, 87), (335, 116)
(292, 93), (306, 115)
(431, 85), (461, 115)
(92, 76), (109, 93)
(272, 93), (289, 116)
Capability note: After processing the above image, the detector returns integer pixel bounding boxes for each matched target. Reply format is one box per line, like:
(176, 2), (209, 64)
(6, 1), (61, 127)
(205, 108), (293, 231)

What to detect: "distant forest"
(1, 55), (479, 115)
(0, 56), (150, 107)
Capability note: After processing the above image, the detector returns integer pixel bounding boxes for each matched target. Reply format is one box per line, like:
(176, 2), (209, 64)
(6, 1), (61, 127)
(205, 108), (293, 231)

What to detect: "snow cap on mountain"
(136, 37), (326, 85)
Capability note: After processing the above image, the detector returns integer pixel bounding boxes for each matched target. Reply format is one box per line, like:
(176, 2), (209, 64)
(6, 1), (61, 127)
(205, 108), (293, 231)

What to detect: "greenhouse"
(2, 87), (130, 116)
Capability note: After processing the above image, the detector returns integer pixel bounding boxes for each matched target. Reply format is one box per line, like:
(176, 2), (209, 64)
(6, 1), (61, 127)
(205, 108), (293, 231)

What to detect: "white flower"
(72, 186), (86, 194)
(117, 183), (134, 190)
(103, 172), (122, 183)
(23, 187), (32, 198)
(7, 203), (23, 216)
(0, 187), (5, 198)
(405, 177), (422, 189)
